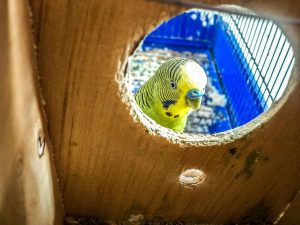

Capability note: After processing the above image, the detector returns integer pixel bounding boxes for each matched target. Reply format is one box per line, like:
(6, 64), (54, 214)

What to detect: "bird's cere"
(187, 89), (204, 100)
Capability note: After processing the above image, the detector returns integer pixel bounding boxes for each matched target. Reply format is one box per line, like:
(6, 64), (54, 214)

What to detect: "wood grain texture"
(29, 0), (300, 223)
(278, 190), (300, 224)
(0, 0), (64, 224)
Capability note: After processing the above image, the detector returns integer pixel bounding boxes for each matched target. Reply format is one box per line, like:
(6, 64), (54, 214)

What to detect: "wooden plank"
(0, 0), (64, 224)
(29, 0), (300, 223)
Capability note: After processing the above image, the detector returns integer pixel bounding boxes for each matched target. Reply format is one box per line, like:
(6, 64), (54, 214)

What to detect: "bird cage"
(129, 9), (295, 134)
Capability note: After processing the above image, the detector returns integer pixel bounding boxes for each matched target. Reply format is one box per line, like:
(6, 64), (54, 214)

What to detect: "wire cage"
(128, 9), (295, 134)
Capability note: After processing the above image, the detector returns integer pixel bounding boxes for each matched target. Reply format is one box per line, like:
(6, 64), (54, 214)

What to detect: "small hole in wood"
(229, 147), (237, 155)
(37, 134), (46, 157)
(179, 169), (206, 188)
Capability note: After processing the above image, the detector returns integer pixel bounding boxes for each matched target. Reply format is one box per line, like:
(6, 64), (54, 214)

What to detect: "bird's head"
(153, 58), (207, 118)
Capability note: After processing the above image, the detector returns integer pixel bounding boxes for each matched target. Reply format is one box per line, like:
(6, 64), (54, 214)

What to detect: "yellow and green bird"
(135, 57), (207, 132)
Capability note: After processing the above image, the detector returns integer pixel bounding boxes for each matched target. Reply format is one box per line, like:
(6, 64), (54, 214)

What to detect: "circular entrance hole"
(120, 6), (295, 144)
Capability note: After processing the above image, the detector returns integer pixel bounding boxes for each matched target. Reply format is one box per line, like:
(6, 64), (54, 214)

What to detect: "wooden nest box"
(0, 0), (299, 224)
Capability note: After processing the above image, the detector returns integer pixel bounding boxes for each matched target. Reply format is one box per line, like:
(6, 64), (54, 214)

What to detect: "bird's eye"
(170, 80), (177, 89)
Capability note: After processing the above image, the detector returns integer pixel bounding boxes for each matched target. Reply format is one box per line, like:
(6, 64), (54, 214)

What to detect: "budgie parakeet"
(135, 57), (207, 132)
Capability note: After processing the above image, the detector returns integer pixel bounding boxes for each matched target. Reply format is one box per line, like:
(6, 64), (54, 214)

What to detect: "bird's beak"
(186, 89), (204, 110)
